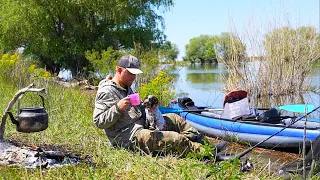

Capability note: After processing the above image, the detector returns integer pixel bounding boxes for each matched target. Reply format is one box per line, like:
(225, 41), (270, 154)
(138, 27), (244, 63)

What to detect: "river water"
(171, 62), (320, 118)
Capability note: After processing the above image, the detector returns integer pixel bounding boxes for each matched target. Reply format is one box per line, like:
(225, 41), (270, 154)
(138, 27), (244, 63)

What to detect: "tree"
(216, 32), (246, 62)
(296, 26), (320, 61)
(159, 41), (179, 62)
(264, 26), (320, 61)
(204, 36), (220, 63)
(184, 33), (245, 63)
(185, 35), (218, 63)
(85, 47), (122, 79)
(0, 0), (173, 75)
(264, 27), (295, 62)
(259, 26), (320, 95)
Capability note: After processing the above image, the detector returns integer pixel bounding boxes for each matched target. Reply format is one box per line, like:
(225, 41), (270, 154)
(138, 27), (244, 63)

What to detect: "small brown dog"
(142, 95), (165, 130)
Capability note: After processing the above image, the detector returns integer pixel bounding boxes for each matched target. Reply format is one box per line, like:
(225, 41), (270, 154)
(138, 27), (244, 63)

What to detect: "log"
(53, 78), (89, 88)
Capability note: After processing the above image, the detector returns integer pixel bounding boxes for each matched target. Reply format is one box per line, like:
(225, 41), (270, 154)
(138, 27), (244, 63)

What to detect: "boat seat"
(201, 111), (222, 118)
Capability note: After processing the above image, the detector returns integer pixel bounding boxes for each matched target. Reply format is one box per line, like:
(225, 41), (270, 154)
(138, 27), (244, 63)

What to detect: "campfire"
(0, 141), (78, 168)
(0, 84), (79, 169)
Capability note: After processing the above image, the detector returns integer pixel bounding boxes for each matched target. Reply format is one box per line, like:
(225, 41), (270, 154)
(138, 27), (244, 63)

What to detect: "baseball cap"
(118, 55), (143, 74)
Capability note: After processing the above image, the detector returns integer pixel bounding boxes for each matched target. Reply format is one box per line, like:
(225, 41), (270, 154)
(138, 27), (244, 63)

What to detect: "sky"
(161, 0), (320, 60)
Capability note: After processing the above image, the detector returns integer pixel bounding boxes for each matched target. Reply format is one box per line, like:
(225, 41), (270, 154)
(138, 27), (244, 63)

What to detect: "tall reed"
(221, 20), (320, 105)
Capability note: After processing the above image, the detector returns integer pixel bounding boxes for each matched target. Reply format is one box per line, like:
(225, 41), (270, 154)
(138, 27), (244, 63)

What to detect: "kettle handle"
(38, 94), (45, 108)
(17, 93), (46, 111)
(6, 111), (19, 125)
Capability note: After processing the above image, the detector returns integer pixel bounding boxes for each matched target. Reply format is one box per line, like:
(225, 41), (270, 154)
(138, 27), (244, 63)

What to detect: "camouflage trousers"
(132, 113), (203, 157)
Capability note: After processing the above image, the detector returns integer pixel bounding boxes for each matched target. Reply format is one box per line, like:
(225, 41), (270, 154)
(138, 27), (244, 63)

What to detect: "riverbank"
(207, 137), (301, 174)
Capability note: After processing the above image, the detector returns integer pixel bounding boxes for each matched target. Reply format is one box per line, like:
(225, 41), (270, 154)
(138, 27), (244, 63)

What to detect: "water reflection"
(187, 63), (218, 70)
(186, 73), (219, 83)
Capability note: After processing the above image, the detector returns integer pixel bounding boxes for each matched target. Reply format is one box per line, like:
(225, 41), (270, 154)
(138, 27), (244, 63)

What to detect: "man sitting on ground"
(93, 54), (227, 157)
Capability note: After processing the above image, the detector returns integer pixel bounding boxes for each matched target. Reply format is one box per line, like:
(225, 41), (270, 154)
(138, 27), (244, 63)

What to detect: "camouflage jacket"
(93, 79), (145, 148)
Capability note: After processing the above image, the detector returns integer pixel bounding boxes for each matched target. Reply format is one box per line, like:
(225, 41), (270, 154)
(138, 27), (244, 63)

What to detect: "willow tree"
(184, 33), (246, 64)
(185, 35), (219, 63)
(215, 32), (246, 62)
(261, 26), (320, 95)
(0, 0), (173, 75)
(159, 41), (179, 62)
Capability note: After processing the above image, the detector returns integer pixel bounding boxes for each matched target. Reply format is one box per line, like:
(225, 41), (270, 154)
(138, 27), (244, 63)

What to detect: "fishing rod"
(215, 105), (320, 161)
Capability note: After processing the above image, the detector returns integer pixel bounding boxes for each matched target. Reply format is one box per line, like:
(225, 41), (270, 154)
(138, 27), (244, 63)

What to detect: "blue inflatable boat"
(160, 97), (320, 148)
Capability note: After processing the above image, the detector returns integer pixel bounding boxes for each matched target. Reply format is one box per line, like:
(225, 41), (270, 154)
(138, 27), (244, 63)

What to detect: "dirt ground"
(207, 137), (301, 174)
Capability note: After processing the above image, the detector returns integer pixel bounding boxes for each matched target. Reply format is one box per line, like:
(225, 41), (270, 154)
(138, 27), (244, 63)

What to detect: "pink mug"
(129, 93), (140, 106)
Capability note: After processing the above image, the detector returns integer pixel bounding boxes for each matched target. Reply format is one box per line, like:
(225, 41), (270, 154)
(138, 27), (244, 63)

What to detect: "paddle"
(158, 106), (221, 114)
(215, 105), (320, 162)
(276, 104), (315, 113)
(159, 104), (315, 114)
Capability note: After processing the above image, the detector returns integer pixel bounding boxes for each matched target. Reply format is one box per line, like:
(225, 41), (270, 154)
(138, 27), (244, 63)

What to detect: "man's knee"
(163, 113), (180, 121)
(135, 129), (189, 148)
(163, 113), (180, 130)
(135, 129), (165, 146)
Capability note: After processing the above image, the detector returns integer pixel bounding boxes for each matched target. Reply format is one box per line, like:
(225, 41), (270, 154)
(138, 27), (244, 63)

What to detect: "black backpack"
(178, 97), (195, 109)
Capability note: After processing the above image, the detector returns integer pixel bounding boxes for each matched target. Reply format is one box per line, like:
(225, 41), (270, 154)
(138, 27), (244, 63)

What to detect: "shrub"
(139, 71), (175, 106)
(0, 52), (19, 80)
(0, 52), (51, 86)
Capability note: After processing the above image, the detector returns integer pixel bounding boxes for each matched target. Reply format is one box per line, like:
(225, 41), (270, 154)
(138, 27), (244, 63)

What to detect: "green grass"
(0, 79), (284, 180)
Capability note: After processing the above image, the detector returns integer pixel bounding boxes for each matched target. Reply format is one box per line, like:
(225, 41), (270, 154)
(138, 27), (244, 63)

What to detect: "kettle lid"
(20, 106), (46, 112)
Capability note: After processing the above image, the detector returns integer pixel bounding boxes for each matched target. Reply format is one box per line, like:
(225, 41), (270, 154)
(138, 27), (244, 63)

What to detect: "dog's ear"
(144, 95), (150, 100)
(143, 95), (149, 103)
(142, 95), (149, 107)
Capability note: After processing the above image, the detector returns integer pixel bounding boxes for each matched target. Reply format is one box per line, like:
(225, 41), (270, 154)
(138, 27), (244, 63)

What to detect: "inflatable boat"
(160, 96), (320, 148)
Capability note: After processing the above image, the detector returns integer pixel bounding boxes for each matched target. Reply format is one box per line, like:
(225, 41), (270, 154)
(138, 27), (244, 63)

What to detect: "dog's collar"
(148, 106), (157, 111)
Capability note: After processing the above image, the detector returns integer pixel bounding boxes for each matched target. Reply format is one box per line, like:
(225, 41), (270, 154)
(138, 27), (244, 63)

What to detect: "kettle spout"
(6, 111), (19, 125)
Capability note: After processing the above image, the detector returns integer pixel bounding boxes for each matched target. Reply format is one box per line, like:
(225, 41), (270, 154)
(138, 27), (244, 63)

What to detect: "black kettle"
(6, 95), (48, 133)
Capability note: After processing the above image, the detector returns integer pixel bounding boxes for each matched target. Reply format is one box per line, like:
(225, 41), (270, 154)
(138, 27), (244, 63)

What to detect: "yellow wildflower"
(44, 71), (51, 78)
(1, 54), (9, 61)
(28, 64), (36, 74)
